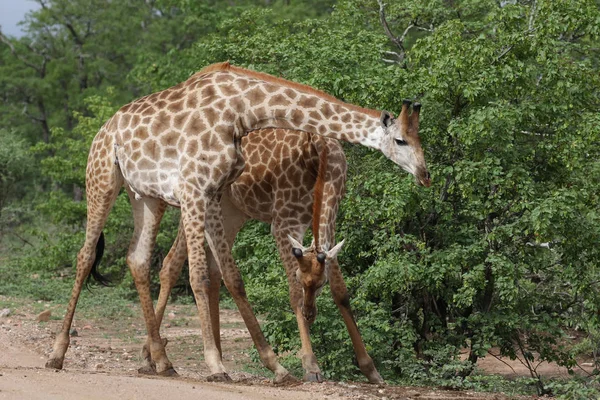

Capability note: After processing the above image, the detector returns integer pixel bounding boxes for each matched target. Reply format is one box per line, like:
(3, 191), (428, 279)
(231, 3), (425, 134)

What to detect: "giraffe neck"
(246, 95), (384, 152)
(196, 67), (385, 152)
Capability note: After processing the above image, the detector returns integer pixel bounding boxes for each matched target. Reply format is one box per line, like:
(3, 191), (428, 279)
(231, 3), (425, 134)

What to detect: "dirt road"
(0, 300), (525, 399)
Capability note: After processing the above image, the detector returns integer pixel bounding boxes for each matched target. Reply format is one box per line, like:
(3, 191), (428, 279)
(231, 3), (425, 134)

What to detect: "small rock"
(31, 274), (40, 279)
(167, 312), (176, 320)
(165, 323), (172, 328)
(0, 308), (11, 317)
(36, 310), (51, 322)
(95, 363), (104, 370)
(70, 328), (78, 337)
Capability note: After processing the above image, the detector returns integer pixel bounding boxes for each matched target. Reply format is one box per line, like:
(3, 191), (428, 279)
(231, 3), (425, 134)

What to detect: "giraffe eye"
(394, 138), (408, 146)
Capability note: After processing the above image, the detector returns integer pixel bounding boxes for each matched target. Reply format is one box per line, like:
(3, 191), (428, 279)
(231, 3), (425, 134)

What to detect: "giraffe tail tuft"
(86, 231), (112, 288)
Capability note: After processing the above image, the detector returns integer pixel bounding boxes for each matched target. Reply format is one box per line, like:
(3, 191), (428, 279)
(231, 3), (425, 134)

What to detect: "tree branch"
(11, 230), (34, 247)
(487, 349), (519, 375)
(377, 1), (404, 50)
(377, 0), (407, 66)
(0, 31), (44, 74)
(528, 0), (537, 32)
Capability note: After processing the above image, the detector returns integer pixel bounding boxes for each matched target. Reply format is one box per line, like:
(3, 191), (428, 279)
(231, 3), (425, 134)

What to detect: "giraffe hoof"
(304, 372), (324, 382)
(367, 372), (385, 385)
(158, 367), (178, 377)
(207, 372), (232, 382)
(45, 358), (64, 370)
(138, 365), (157, 375)
(274, 372), (300, 385)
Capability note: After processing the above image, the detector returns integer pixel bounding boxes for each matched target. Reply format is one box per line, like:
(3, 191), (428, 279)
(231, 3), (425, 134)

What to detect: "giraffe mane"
(312, 145), (328, 251)
(195, 62), (381, 118)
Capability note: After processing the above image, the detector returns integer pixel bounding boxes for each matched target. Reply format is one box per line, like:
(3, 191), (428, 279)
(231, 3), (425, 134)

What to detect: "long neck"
(204, 71), (385, 151)
(248, 92), (383, 151)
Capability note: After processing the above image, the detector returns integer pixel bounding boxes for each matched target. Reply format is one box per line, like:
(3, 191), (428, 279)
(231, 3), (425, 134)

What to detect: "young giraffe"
(45, 61), (430, 382)
(144, 128), (383, 383)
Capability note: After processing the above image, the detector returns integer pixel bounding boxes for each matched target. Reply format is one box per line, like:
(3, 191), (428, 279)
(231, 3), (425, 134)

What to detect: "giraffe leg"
(140, 219), (187, 374)
(205, 199), (294, 383)
(142, 191), (248, 372)
(180, 192), (230, 380)
(46, 162), (123, 370)
(328, 260), (384, 384)
(125, 190), (175, 376)
(206, 237), (223, 359)
(272, 222), (324, 382)
(205, 192), (249, 360)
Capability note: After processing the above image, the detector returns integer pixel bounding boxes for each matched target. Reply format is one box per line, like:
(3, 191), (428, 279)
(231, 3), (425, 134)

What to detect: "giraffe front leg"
(206, 199), (295, 384)
(140, 219), (187, 374)
(181, 195), (230, 381)
(329, 260), (384, 384)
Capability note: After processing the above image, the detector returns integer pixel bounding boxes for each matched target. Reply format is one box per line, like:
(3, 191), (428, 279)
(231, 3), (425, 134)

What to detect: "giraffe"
(45, 61), (430, 382)
(143, 128), (386, 383)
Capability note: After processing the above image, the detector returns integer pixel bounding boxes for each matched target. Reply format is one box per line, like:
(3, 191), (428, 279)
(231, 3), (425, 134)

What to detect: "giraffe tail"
(86, 231), (112, 287)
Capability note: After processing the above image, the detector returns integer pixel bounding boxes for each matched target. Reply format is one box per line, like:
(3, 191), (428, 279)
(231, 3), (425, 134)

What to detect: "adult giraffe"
(145, 128), (385, 383)
(46, 61), (430, 382)
(147, 97), (424, 382)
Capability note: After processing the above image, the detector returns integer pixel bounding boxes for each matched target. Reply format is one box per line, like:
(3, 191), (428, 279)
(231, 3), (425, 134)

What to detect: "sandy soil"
(0, 298), (563, 400)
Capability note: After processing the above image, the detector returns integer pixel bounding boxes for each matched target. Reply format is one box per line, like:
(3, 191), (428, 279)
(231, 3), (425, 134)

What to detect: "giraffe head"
(379, 100), (431, 187)
(287, 235), (345, 323)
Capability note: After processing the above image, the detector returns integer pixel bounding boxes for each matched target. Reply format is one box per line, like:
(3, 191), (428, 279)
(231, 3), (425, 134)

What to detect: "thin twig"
(11, 231), (34, 247)
(487, 350), (519, 375)
(528, 0), (537, 31)
(377, 0), (405, 53)
(0, 31), (43, 73)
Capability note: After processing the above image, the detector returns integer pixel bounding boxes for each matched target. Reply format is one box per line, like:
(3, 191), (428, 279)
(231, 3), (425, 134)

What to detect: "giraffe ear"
(380, 110), (394, 128)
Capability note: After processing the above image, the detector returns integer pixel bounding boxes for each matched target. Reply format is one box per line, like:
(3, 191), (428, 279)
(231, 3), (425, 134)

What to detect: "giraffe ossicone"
(45, 61), (430, 383)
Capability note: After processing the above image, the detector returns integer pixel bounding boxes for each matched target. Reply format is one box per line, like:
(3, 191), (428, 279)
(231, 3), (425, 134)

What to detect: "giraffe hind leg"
(124, 189), (176, 376)
(46, 157), (123, 370)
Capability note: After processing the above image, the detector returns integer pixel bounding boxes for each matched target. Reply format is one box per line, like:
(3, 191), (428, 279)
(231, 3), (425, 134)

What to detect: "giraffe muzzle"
(416, 169), (431, 187)
(301, 304), (317, 324)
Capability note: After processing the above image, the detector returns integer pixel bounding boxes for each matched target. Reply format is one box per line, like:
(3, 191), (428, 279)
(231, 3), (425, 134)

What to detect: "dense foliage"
(1, 0), (599, 397)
